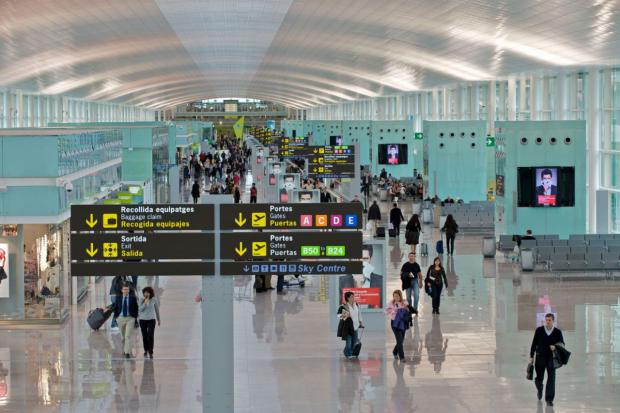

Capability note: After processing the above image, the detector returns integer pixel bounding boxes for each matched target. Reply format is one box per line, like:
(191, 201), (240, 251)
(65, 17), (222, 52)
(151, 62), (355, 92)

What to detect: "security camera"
(65, 181), (74, 192)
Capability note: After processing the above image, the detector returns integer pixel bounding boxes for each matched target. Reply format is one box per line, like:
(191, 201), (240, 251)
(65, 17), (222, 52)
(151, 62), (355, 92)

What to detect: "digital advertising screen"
(338, 242), (384, 309)
(535, 167), (558, 206)
(329, 135), (343, 146)
(0, 243), (9, 298)
(378, 144), (408, 165)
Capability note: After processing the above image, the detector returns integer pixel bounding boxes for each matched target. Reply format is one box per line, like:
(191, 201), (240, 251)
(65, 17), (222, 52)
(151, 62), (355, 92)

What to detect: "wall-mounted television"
(329, 135), (343, 146)
(378, 144), (408, 165)
(517, 166), (575, 207)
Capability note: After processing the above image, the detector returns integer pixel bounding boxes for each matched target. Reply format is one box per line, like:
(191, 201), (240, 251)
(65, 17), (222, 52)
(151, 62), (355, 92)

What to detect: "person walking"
(233, 185), (241, 204)
(425, 257), (448, 315)
(405, 214), (422, 255)
(138, 286), (160, 359)
(112, 283), (139, 358)
(400, 252), (422, 315)
(367, 200), (382, 234)
(441, 214), (459, 256)
(385, 290), (410, 361)
(191, 181), (200, 204)
(337, 292), (364, 359)
(529, 313), (565, 407)
(250, 183), (258, 203)
(389, 203), (405, 237)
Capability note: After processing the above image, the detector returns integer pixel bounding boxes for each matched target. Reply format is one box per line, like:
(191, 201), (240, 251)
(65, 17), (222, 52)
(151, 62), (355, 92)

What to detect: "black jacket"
(390, 208), (405, 225)
(336, 311), (355, 340)
(367, 204), (381, 221)
(530, 326), (564, 359)
(442, 220), (459, 237)
(405, 219), (421, 233)
(113, 294), (139, 319)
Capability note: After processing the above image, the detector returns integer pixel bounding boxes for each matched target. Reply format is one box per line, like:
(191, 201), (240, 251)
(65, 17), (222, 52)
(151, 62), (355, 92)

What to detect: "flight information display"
(306, 145), (355, 179)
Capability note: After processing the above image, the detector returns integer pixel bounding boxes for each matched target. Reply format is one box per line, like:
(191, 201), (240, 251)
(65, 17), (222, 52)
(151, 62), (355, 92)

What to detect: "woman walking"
(425, 257), (448, 315)
(191, 181), (200, 204)
(233, 185), (241, 204)
(405, 214), (422, 254)
(337, 292), (364, 359)
(385, 290), (410, 361)
(441, 214), (459, 256)
(138, 286), (160, 359)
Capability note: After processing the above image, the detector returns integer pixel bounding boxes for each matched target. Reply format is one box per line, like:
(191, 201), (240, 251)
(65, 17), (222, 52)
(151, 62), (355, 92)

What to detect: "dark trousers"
(535, 357), (556, 402)
(431, 283), (443, 311)
(139, 319), (156, 354)
(391, 326), (405, 359)
(193, 196), (198, 204)
(391, 222), (401, 236)
(250, 196), (257, 204)
(446, 235), (455, 254)
(276, 275), (284, 292)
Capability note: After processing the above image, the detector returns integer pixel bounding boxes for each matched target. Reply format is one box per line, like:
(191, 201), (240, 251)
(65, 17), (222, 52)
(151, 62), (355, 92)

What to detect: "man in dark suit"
(389, 203), (405, 237)
(112, 283), (139, 358)
(536, 169), (557, 196)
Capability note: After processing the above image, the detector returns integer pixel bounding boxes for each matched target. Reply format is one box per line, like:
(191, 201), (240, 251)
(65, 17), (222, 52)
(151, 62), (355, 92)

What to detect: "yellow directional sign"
(252, 242), (267, 257)
(103, 242), (118, 258)
(235, 242), (247, 257)
(86, 243), (98, 257)
(234, 213), (247, 227)
(251, 212), (267, 227)
(85, 213), (98, 229)
(102, 213), (118, 229)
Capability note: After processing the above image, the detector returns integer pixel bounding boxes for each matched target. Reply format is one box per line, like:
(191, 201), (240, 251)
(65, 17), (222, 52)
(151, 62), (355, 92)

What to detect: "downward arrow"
(243, 265), (250, 272)
(234, 212), (246, 227)
(85, 214), (98, 229)
(235, 242), (247, 257)
(85, 243), (98, 257)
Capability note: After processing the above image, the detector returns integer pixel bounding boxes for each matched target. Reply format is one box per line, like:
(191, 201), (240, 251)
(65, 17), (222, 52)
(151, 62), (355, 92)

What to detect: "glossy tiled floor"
(1, 196), (620, 412)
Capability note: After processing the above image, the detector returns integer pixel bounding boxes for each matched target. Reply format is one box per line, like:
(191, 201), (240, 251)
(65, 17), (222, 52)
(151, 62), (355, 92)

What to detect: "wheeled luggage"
(420, 243), (428, 256)
(87, 307), (113, 331)
(375, 226), (386, 238)
(389, 227), (397, 238)
(436, 239), (444, 255)
(353, 327), (364, 356)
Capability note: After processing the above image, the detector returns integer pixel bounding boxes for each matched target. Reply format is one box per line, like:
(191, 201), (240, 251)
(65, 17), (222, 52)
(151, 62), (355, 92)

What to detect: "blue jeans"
(406, 282), (420, 311)
(343, 330), (358, 357)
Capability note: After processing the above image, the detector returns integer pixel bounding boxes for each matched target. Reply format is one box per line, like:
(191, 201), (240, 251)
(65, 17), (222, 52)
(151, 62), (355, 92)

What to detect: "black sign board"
(219, 203), (363, 230)
(71, 204), (214, 232)
(72, 262), (215, 276)
(221, 261), (362, 275)
(71, 233), (214, 261)
(280, 136), (308, 157)
(306, 145), (355, 179)
(220, 232), (362, 260)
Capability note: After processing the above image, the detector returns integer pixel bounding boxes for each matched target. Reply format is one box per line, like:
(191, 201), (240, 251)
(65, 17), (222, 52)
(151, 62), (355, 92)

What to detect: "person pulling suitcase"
(337, 291), (364, 359)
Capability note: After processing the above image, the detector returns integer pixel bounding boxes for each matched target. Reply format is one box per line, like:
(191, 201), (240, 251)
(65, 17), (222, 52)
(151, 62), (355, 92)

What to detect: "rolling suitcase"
(375, 226), (386, 238)
(420, 243), (428, 256)
(87, 307), (113, 331)
(353, 327), (364, 357)
(436, 239), (444, 255)
(388, 225), (397, 238)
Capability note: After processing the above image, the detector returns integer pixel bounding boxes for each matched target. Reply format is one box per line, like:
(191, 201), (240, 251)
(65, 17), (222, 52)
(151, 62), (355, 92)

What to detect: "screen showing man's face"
(272, 163), (281, 173)
(388, 146), (399, 164)
(283, 176), (295, 190)
(542, 174), (552, 190)
(299, 192), (312, 202)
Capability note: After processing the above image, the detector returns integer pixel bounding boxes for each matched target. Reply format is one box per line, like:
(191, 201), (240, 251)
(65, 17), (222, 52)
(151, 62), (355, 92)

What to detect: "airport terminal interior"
(1, 1), (620, 412)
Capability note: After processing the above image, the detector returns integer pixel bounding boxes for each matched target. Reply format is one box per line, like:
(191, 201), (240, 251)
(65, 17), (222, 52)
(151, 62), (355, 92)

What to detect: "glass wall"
(304, 67), (620, 233)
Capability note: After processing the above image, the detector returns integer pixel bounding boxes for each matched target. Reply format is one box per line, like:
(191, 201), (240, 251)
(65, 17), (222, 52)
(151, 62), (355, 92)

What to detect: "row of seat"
(548, 252), (620, 272)
(498, 234), (620, 253)
(537, 246), (620, 263)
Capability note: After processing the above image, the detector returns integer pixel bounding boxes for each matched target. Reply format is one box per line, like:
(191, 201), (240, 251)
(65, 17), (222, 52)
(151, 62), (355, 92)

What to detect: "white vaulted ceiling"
(0, 0), (618, 109)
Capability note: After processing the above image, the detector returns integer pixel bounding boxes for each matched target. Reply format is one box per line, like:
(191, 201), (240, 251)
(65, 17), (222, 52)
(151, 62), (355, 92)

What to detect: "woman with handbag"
(385, 290), (409, 361)
(337, 292), (364, 359)
(405, 214), (422, 254)
(425, 257), (448, 315)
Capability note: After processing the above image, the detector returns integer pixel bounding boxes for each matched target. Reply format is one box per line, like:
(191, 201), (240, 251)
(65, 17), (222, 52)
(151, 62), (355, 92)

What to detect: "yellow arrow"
(235, 242), (247, 257)
(85, 213), (98, 228)
(234, 212), (247, 227)
(86, 243), (98, 257)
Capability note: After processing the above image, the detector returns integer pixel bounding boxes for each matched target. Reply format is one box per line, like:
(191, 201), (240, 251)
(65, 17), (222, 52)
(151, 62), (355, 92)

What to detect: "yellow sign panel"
(251, 212), (267, 227)
(103, 213), (118, 229)
(252, 242), (267, 257)
(103, 243), (118, 258)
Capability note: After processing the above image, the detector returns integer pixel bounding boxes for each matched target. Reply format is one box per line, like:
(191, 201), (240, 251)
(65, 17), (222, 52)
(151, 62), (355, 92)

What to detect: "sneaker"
(111, 326), (119, 332)
(546, 401), (553, 406)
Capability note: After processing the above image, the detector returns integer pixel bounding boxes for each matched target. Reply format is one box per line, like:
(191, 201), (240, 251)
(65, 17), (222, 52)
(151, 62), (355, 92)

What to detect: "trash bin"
(412, 202), (421, 215)
(520, 249), (535, 271)
(482, 236), (496, 258)
(379, 189), (388, 202)
(422, 208), (432, 224)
